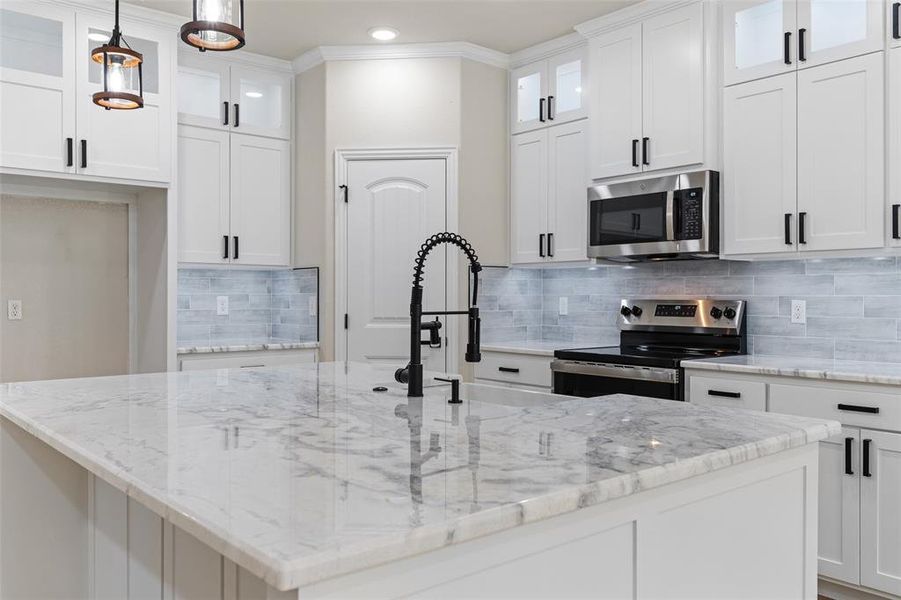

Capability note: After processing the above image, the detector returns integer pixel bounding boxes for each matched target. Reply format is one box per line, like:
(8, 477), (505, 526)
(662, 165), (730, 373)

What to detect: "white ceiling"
(127, 0), (639, 60)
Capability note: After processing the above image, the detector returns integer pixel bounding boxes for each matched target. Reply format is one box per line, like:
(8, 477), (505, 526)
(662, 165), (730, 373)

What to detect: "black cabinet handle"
(66, 137), (73, 167)
(784, 31), (792, 65)
(539, 97), (546, 123)
(539, 233), (546, 257)
(223, 101), (229, 126)
(708, 389), (741, 398)
(844, 437), (854, 475)
(498, 366), (520, 373)
(233, 235), (239, 260)
(641, 137), (650, 166)
(223, 235), (229, 260)
(784, 213), (793, 245)
(548, 232), (554, 257)
(798, 212), (807, 244)
(893, 204), (900, 240)
(80, 139), (87, 169)
(837, 403), (879, 414)
(862, 439), (872, 477)
(798, 28), (807, 62)
(893, 3), (900, 39)
(632, 139), (639, 167)
(547, 95), (555, 120)
(234, 103), (240, 127)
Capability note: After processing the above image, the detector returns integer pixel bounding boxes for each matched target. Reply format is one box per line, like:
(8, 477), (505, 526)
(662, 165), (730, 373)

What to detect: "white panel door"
(75, 14), (172, 182)
(797, 0), (884, 68)
(547, 120), (588, 263)
(798, 53), (884, 251)
(547, 46), (588, 125)
(229, 133), (291, 266)
(860, 429), (901, 596)
(723, 0), (797, 86)
(588, 23), (642, 179)
(891, 0), (901, 47)
(0, 2), (75, 173)
(511, 60), (548, 134)
(818, 428), (860, 585)
(890, 47), (901, 247)
(345, 159), (447, 371)
(177, 54), (229, 130)
(641, 1), (704, 173)
(510, 130), (549, 264)
(177, 126), (230, 264)
(229, 66), (291, 139)
(723, 73), (798, 255)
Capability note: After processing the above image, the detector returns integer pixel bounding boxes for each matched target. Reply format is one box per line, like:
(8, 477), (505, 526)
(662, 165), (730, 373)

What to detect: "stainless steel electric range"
(551, 298), (747, 401)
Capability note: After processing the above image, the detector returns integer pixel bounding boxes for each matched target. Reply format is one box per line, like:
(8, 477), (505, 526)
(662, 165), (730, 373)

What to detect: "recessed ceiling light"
(369, 27), (398, 41)
(88, 32), (109, 42)
(245, 91), (263, 98)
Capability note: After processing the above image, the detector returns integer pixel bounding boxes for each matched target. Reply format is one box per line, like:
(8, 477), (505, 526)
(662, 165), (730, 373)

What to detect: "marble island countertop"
(682, 354), (901, 386)
(0, 362), (838, 591)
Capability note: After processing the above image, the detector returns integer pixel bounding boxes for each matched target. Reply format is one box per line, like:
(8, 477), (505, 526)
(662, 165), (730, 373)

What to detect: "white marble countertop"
(482, 341), (573, 357)
(177, 341), (319, 355)
(682, 355), (901, 386)
(0, 362), (838, 591)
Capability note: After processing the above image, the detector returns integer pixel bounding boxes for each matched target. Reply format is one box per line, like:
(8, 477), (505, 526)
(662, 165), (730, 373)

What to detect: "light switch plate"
(791, 299), (806, 324)
(559, 297), (568, 316)
(216, 296), (229, 316)
(7, 300), (22, 320)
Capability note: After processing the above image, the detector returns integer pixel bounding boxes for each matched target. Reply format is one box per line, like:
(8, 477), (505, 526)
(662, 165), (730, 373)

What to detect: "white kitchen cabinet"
(892, 0), (901, 48)
(178, 348), (318, 371)
(723, 73), (797, 255)
(860, 429), (901, 596)
(797, 53), (884, 252)
(890, 47), (901, 247)
(688, 375), (766, 411)
(0, 2), (75, 174)
(511, 61), (546, 135)
(511, 46), (587, 135)
(177, 56), (229, 130)
(511, 120), (587, 265)
(818, 428), (861, 585)
(587, 2), (704, 179)
(177, 128), (291, 267)
(473, 350), (552, 389)
(797, 0), (884, 68)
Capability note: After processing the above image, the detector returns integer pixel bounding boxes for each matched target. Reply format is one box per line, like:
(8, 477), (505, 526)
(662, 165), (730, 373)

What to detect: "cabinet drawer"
(689, 376), (766, 411)
(769, 383), (901, 432)
(474, 352), (552, 388)
(179, 349), (318, 371)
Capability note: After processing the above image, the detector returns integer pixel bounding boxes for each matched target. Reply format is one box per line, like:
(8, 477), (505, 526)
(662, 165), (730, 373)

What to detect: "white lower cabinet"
(818, 427), (860, 584)
(688, 376), (766, 411)
(860, 429), (901, 595)
(179, 348), (318, 371)
(474, 350), (552, 390)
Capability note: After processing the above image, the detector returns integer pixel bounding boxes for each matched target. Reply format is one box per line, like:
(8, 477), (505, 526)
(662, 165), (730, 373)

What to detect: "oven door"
(551, 360), (681, 401)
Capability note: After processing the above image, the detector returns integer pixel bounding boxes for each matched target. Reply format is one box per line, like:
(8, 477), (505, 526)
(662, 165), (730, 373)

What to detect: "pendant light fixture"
(90, 0), (143, 110)
(181, 0), (245, 52)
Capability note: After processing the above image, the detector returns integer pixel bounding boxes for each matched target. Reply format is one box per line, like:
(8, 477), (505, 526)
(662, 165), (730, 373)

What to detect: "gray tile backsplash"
(481, 257), (901, 363)
(177, 267), (318, 348)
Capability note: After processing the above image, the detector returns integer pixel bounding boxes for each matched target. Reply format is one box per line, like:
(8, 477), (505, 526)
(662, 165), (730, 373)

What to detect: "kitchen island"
(1, 362), (838, 599)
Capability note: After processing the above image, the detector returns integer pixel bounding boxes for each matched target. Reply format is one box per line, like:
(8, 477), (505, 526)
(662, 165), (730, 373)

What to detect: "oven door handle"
(550, 360), (679, 384)
(665, 190), (675, 241)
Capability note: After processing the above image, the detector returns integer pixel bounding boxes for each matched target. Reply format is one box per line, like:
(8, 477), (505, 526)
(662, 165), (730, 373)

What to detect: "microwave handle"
(665, 190), (675, 241)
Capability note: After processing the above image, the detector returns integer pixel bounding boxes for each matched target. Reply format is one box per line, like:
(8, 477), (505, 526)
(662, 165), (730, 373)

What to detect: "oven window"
(590, 191), (668, 246)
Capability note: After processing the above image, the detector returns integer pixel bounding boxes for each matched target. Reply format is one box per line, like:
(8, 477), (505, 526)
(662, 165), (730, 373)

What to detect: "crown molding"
(292, 42), (510, 74)
(575, 0), (699, 38)
(179, 47), (294, 73)
(508, 32), (586, 69)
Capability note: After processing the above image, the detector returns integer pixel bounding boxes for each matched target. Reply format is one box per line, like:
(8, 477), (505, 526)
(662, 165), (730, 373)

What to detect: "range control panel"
(620, 298), (746, 333)
(654, 304), (698, 318)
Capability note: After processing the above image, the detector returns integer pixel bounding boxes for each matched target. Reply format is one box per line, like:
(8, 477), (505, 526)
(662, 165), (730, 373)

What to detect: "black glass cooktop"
(553, 345), (740, 369)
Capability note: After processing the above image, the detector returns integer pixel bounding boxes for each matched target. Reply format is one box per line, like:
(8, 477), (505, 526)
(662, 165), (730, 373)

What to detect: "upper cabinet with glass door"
(177, 55), (292, 140)
(511, 45), (587, 134)
(724, 0), (885, 86)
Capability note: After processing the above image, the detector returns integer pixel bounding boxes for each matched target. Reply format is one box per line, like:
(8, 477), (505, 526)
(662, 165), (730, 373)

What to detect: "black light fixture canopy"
(181, 0), (245, 52)
(91, 0), (143, 110)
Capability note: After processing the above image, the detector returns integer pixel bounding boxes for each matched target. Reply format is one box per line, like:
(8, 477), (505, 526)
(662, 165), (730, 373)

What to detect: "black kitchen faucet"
(394, 232), (482, 397)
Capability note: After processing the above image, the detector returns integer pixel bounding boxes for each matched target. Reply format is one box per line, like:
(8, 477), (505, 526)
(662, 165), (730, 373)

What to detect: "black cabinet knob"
(631, 305), (643, 317)
(709, 306), (723, 320)
(723, 307), (736, 320)
(620, 305), (633, 317)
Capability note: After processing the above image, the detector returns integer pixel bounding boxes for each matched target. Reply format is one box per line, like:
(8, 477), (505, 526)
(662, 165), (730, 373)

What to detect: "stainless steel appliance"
(587, 170), (719, 262)
(552, 298), (746, 401)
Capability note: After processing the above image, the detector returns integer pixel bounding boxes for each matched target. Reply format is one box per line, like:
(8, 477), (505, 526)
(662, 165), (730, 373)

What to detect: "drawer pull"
(862, 439), (872, 478)
(708, 389), (741, 399)
(844, 437), (854, 476)
(498, 367), (520, 374)
(240, 364), (265, 368)
(837, 403), (879, 414)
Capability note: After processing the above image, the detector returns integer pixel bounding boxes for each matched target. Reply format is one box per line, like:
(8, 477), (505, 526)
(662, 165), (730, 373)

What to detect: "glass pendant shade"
(91, 0), (143, 110)
(181, 0), (245, 52)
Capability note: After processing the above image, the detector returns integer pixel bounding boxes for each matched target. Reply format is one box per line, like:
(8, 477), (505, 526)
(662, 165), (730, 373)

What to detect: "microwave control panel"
(675, 187), (703, 240)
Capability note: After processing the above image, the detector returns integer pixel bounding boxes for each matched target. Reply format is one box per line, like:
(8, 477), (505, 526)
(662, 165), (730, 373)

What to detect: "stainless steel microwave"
(587, 170), (719, 262)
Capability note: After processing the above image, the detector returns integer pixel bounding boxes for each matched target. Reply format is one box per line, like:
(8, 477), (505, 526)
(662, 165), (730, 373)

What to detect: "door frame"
(334, 147), (459, 374)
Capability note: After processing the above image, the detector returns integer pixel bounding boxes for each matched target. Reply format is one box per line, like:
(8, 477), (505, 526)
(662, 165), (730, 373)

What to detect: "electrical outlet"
(559, 297), (568, 316)
(216, 296), (229, 316)
(791, 299), (806, 324)
(7, 300), (22, 320)
(308, 296), (317, 317)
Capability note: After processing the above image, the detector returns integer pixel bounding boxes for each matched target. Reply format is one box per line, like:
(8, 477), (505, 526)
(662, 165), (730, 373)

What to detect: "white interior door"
(177, 126), (230, 264)
(797, 0), (884, 68)
(797, 52), (884, 252)
(547, 120), (588, 263)
(860, 429), (901, 596)
(345, 159), (447, 372)
(510, 130), (549, 264)
(818, 428), (860, 585)
(722, 0), (797, 86)
(588, 23), (642, 179)
(723, 72), (798, 255)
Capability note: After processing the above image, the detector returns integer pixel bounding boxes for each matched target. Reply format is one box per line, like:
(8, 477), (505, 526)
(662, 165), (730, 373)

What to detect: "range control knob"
(723, 307), (737, 320)
(709, 306), (723, 320)
(631, 305), (643, 317)
(620, 305), (633, 317)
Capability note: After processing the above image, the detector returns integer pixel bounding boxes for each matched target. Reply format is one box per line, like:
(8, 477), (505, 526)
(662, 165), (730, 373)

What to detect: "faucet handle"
(434, 377), (462, 404)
